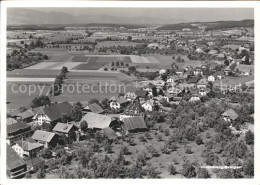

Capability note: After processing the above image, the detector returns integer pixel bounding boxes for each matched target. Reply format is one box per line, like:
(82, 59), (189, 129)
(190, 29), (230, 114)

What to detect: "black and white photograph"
(2, 3), (256, 181)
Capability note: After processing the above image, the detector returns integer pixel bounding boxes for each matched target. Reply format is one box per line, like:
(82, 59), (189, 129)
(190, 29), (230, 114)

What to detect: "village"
(6, 15), (254, 179)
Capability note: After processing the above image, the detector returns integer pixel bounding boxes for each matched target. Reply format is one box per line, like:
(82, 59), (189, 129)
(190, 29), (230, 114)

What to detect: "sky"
(33, 8), (254, 22)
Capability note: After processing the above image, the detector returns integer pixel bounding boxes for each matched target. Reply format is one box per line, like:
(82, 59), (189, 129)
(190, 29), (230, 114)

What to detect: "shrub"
(168, 164), (177, 175)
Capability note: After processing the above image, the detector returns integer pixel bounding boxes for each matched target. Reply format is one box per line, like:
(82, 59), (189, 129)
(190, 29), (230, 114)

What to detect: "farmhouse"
(12, 141), (44, 158)
(197, 78), (207, 89)
(7, 122), (33, 145)
(122, 116), (147, 134)
(208, 75), (215, 82)
(141, 99), (154, 112)
(7, 144), (27, 179)
(109, 96), (129, 110)
(221, 109), (238, 122)
(124, 92), (137, 101)
(32, 130), (59, 148)
(123, 101), (145, 118)
(52, 122), (78, 140)
(33, 102), (73, 125)
(81, 112), (114, 129)
(83, 103), (104, 114)
(18, 109), (35, 123)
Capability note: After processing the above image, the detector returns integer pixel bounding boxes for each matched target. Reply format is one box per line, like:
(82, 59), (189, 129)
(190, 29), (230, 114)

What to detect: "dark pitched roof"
(123, 102), (144, 116)
(37, 102), (73, 122)
(7, 144), (26, 170)
(85, 103), (104, 114)
(122, 116), (147, 131)
(7, 122), (31, 134)
(18, 109), (35, 119)
(135, 89), (148, 98)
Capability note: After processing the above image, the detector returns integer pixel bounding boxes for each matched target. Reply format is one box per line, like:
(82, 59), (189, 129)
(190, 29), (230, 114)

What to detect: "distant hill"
(157, 19), (253, 31)
(156, 23), (199, 31)
(204, 19), (254, 31)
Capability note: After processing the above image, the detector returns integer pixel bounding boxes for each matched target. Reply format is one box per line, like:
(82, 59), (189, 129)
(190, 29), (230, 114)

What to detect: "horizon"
(7, 8), (254, 25)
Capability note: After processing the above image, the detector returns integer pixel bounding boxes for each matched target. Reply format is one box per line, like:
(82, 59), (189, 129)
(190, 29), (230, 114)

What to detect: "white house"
(159, 69), (166, 75)
(12, 141), (44, 158)
(147, 43), (159, 49)
(208, 75), (215, 82)
(141, 99), (154, 112)
(189, 94), (200, 102)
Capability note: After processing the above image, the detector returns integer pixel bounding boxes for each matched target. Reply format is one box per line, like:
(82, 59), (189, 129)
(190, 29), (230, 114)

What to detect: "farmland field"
(96, 41), (140, 47)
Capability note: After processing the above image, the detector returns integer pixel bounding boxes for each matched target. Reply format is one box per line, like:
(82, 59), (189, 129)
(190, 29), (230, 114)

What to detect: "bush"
(185, 145), (193, 154)
(168, 164), (177, 175)
(157, 134), (163, 142)
(164, 129), (170, 136)
(196, 136), (204, 145)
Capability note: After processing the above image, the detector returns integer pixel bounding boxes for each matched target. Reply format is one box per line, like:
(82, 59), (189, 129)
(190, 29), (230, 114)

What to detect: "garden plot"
(52, 62), (82, 70)
(26, 62), (58, 69)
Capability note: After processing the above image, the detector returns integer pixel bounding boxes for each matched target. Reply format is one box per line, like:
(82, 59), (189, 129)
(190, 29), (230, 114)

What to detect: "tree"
(176, 56), (182, 63)
(61, 66), (68, 74)
(88, 99), (100, 106)
(31, 96), (51, 108)
(101, 98), (109, 110)
(80, 120), (88, 132)
(182, 160), (196, 178)
(36, 168), (46, 179)
(127, 36), (132, 42)
(70, 102), (83, 121)
(61, 113), (69, 123)
(197, 168), (210, 178)
(245, 130), (254, 145)
(43, 55), (48, 60)
(243, 157), (254, 177)
(18, 106), (27, 113)
(168, 164), (177, 175)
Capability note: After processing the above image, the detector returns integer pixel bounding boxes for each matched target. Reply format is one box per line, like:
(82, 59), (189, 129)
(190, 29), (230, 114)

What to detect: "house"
(159, 69), (166, 75)
(124, 92), (137, 101)
(208, 50), (218, 55)
(81, 112), (114, 129)
(159, 105), (171, 113)
(32, 102), (73, 125)
(18, 109), (35, 123)
(214, 71), (223, 80)
(135, 89), (149, 102)
(223, 66), (231, 75)
(122, 116), (147, 134)
(171, 97), (183, 105)
(166, 76), (175, 84)
(141, 99), (154, 112)
(176, 69), (184, 75)
(221, 109), (238, 122)
(194, 67), (203, 76)
(83, 103), (104, 114)
(235, 65), (254, 76)
(7, 122), (33, 145)
(208, 75), (215, 82)
(147, 43), (159, 49)
(189, 94), (201, 102)
(52, 122), (78, 140)
(109, 96), (129, 110)
(122, 101), (145, 119)
(31, 130), (59, 148)
(7, 144), (27, 179)
(197, 78), (207, 89)
(7, 118), (17, 125)
(196, 48), (204, 53)
(217, 53), (225, 60)
(26, 157), (45, 173)
(12, 141), (44, 158)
